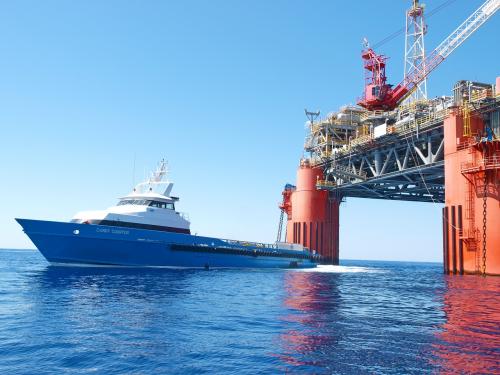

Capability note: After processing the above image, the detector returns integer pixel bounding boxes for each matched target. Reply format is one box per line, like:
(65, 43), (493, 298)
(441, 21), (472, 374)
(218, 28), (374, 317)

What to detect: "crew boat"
(17, 160), (319, 268)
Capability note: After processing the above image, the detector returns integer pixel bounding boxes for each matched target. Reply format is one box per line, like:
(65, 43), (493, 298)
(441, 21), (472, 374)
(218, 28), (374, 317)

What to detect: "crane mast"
(358, 0), (500, 111)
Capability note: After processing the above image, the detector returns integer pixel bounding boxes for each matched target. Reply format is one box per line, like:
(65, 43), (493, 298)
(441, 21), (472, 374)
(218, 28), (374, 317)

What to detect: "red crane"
(357, 0), (499, 111)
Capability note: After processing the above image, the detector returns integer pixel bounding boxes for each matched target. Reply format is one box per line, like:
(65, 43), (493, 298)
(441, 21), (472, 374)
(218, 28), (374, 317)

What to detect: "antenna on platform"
(304, 109), (320, 158)
(363, 37), (370, 49)
(404, 0), (428, 103)
(304, 109), (320, 126)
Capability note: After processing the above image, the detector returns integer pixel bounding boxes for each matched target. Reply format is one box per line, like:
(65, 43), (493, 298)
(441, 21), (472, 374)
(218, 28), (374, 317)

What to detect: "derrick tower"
(404, 0), (427, 104)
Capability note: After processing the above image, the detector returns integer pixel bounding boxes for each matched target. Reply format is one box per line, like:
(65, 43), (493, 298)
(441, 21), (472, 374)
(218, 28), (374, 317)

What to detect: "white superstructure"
(71, 160), (190, 233)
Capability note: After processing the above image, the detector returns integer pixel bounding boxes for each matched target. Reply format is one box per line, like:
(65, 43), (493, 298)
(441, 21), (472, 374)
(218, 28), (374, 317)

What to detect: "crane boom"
(358, 0), (499, 111)
(436, 0), (498, 59)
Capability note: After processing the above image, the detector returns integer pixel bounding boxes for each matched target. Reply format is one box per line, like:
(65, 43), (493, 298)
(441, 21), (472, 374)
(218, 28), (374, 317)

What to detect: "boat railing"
(221, 239), (278, 249)
(220, 238), (310, 252)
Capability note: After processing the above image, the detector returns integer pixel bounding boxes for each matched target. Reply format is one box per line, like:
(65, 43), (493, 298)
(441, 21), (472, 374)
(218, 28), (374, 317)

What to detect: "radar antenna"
(150, 159), (168, 183)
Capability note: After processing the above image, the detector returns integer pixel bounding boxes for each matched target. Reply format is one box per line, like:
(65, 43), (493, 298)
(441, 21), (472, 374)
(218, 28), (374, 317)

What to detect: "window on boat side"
(148, 201), (163, 208)
(118, 199), (148, 206)
(148, 201), (174, 210)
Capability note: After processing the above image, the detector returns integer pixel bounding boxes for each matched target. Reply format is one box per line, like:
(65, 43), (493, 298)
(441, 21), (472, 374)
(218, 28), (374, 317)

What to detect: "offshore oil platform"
(278, 0), (500, 275)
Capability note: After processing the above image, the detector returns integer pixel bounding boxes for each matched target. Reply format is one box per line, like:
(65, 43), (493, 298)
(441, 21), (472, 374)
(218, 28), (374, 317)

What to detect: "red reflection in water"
(431, 276), (500, 374)
(275, 271), (340, 369)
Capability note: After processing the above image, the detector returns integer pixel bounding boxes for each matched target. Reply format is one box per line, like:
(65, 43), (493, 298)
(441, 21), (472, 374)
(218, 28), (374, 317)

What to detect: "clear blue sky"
(0, 1), (498, 261)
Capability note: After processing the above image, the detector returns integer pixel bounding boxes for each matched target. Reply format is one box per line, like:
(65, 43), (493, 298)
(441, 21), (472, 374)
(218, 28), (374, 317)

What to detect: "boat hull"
(16, 219), (317, 269)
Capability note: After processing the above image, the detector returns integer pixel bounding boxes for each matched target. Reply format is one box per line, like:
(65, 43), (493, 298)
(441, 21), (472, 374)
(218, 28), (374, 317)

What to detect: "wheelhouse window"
(117, 199), (174, 210)
(148, 200), (174, 210)
(118, 199), (148, 206)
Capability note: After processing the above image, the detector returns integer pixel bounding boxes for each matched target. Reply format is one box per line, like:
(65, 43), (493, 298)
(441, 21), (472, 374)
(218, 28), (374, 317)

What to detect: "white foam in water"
(298, 265), (383, 273)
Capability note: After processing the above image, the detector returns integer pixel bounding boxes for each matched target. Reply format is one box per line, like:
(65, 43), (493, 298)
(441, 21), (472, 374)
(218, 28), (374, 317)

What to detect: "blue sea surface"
(0, 249), (499, 374)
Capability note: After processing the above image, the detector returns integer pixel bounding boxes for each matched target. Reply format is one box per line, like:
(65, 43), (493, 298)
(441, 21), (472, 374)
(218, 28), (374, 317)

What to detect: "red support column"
(283, 159), (341, 264)
(444, 107), (500, 275)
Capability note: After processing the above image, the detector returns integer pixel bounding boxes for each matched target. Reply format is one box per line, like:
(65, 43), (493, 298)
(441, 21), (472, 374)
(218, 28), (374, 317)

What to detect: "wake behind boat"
(17, 160), (319, 268)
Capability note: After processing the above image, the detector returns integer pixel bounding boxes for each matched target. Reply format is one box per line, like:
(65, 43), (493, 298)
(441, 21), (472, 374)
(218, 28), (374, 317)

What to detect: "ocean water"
(0, 250), (499, 374)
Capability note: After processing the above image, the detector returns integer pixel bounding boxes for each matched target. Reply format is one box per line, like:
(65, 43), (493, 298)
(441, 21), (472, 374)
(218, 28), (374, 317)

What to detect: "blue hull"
(16, 219), (318, 269)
